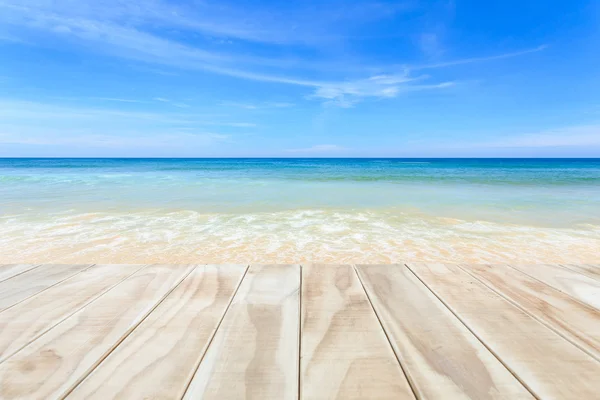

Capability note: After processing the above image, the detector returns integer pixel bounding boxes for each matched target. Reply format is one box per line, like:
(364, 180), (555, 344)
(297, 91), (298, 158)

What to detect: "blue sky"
(0, 0), (599, 157)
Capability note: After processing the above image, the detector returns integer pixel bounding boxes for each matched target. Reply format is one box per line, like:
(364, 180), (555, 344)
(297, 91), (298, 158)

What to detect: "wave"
(0, 209), (598, 265)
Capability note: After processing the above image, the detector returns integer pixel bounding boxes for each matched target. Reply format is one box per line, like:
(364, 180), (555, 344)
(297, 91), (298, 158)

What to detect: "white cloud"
(313, 73), (416, 99)
(311, 74), (455, 107)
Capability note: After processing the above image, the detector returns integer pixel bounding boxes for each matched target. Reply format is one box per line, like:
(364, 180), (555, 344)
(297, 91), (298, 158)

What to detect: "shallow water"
(1, 158), (599, 264)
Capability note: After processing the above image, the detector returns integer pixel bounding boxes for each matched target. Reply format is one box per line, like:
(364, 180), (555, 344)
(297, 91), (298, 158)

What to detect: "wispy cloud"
(0, 0), (413, 46)
(0, 99), (198, 124)
(0, 0), (549, 108)
(311, 74), (455, 107)
(91, 96), (196, 109)
(153, 97), (190, 108)
(0, 130), (229, 148)
(0, 97), (238, 155)
(414, 45), (549, 70)
(0, 31), (29, 44)
(0, 99), (252, 131)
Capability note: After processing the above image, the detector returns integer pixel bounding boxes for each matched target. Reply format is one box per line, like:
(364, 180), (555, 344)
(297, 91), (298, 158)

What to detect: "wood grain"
(0, 264), (195, 400)
(301, 264), (415, 400)
(357, 264), (532, 399)
(561, 264), (600, 282)
(408, 263), (600, 399)
(68, 264), (247, 399)
(508, 264), (600, 310)
(0, 264), (91, 312)
(0, 265), (40, 283)
(0, 264), (144, 364)
(184, 265), (300, 400)
(460, 264), (600, 361)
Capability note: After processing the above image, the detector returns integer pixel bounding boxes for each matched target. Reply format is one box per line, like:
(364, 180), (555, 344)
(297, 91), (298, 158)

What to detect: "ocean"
(1, 158), (599, 264)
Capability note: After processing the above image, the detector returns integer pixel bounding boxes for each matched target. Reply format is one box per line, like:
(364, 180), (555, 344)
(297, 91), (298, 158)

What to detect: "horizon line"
(1, 157), (599, 160)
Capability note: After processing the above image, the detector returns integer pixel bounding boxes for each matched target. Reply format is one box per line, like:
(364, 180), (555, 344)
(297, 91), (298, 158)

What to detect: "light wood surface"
(0, 264), (195, 399)
(357, 264), (532, 399)
(0, 264), (91, 312)
(301, 264), (415, 400)
(0, 263), (597, 399)
(460, 263), (600, 361)
(509, 264), (600, 310)
(184, 265), (300, 400)
(69, 264), (247, 399)
(562, 264), (600, 281)
(0, 264), (144, 363)
(0, 264), (41, 283)
(408, 263), (600, 399)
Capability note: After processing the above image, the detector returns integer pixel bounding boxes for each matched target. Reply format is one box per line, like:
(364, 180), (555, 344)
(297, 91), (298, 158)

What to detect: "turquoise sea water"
(1, 158), (599, 264)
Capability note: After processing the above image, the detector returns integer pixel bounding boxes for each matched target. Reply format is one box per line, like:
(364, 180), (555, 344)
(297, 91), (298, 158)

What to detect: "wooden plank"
(0, 264), (40, 283)
(184, 265), (300, 400)
(460, 264), (600, 361)
(356, 265), (532, 399)
(0, 264), (196, 399)
(561, 264), (600, 282)
(0, 264), (144, 363)
(408, 263), (600, 399)
(301, 265), (415, 400)
(68, 264), (247, 400)
(508, 264), (600, 310)
(0, 264), (92, 312)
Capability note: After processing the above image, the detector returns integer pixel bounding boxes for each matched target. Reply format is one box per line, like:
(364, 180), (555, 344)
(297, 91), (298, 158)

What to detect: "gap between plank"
(0, 264), (43, 284)
(0, 264), (150, 366)
(179, 264), (251, 400)
(352, 264), (420, 400)
(61, 264), (201, 399)
(404, 263), (541, 400)
(559, 264), (600, 283)
(0, 264), (97, 315)
(455, 263), (600, 363)
(504, 264), (596, 310)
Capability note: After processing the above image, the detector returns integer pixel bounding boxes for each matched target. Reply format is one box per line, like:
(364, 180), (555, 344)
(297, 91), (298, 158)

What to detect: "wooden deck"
(0, 264), (598, 399)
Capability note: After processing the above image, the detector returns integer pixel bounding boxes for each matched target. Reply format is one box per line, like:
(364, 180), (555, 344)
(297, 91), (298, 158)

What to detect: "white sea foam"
(0, 209), (598, 264)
